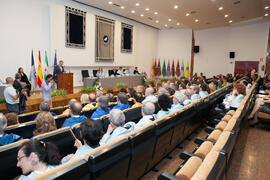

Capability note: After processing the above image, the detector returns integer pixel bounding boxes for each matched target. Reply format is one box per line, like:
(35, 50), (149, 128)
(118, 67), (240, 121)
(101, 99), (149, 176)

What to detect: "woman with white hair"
(0, 113), (23, 146)
(169, 92), (185, 113)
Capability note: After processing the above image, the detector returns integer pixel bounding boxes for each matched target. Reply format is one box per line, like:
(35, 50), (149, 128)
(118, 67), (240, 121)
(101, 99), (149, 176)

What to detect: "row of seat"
(158, 78), (258, 180)
(0, 81), (236, 180)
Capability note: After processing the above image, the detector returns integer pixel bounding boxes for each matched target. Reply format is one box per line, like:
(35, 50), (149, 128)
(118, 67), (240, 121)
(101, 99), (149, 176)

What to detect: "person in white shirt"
(189, 84), (201, 102)
(169, 91), (185, 113)
(136, 101), (155, 129)
(117, 67), (124, 76)
(142, 87), (158, 104)
(227, 83), (246, 109)
(17, 140), (61, 180)
(199, 83), (209, 98)
(155, 94), (171, 119)
(41, 74), (56, 107)
(100, 109), (135, 145)
(61, 119), (104, 164)
(4, 77), (20, 114)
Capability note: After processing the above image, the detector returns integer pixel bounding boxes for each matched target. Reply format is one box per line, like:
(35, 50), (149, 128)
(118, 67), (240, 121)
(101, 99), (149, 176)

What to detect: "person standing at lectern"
(42, 74), (56, 107)
(53, 60), (64, 83)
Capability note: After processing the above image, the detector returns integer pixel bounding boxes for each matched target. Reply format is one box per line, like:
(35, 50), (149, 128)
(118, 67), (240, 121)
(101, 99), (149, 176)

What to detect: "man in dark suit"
(53, 60), (64, 83)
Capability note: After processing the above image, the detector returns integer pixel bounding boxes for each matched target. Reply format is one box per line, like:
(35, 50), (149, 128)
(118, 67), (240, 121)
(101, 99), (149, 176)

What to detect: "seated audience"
(155, 94), (172, 119)
(124, 66), (131, 75)
(61, 99), (77, 116)
(80, 94), (89, 107)
(5, 112), (19, 126)
(62, 102), (87, 128)
(135, 101), (155, 129)
(106, 90), (114, 102)
(91, 96), (111, 119)
(96, 67), (105, 78)
(99, 109), (135, 145)
(183, 90), (192, 106)
(136, 85), (145, 94)
(158, 87), (168, 96)
(133, 67), (140, 74)
(118, 67), (124, 76)
(199, 83), (209, 98)
(0, 113), (22, 146)
(209, 82), (217, 93)
(61, 119), (104, 163)
(32, 112), (57, 139)
(96, 90), (103, 100)
(224, 83), (246, 109)
(82, 93), (97, 111)
(179, 83), (186, 93)
(131, 92), (144, 108)
(36, 101), (56, 119)
(169, 92), (185, 113)
(110, 68), (119, 77)
(4, 77), (20, 114)
(189, 84), (201, 102)
(17, 140), (61, 179)
(142, 87), (158, 104)
(112, 92), (130, 110)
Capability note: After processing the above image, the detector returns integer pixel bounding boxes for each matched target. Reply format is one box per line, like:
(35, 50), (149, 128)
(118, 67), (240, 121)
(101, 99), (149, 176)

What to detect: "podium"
(57, 73), (73, 94)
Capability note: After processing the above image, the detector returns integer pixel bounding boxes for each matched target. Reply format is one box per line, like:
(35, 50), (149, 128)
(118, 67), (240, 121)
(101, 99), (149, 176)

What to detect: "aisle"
(226, 127), (270, 180)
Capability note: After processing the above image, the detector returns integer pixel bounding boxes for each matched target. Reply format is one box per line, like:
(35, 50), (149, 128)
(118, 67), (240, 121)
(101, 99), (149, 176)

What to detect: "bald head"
(89, 93), (96, 103)
(142, 101), (155, 116)
(70, 101), (82, 116)
(145, 87), (154, 97)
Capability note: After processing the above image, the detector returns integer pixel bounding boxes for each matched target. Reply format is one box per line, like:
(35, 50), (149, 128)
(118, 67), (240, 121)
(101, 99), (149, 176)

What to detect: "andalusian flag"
(185, 60), (190, 78)
(37, 51), (43, 88)
(162, 60), (166, 77)
(44, 51), (49, 80)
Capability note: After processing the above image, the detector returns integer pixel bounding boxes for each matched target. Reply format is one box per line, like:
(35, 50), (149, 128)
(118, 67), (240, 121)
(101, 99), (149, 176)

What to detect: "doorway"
(234, 61), (258, 76)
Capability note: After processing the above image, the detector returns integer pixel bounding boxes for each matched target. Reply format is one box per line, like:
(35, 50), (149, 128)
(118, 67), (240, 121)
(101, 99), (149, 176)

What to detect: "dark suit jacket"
(20, 73), (30, 85)
(53, 65), (64, 81)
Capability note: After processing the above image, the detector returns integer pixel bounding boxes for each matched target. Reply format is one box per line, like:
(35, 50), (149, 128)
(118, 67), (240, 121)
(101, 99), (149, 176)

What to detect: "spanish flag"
(37, 51), (43, 88)
(185, 60), (190, 78)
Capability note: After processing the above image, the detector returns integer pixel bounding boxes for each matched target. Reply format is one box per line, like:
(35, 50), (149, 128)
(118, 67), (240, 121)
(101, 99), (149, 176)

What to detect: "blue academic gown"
(0, 133), (23, 146)
(91, 108), (111, 119)
(61, 115), (87, 128)
(112, 103), (130, 111)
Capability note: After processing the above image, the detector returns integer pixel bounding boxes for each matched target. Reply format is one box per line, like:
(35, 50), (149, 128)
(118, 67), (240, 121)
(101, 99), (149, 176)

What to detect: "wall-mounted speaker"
(194, 46), (200, 53)
(230, 52), (235, 59)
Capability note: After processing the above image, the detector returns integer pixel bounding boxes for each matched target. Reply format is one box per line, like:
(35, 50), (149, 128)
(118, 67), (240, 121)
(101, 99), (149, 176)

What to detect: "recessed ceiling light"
(168, 18), (172, 22)
(265, 13), (269, 16)
(224, 14), (229, 18)
(121, 6), (125, 9)
(229, 20), (233, 23)
(265, 6), (269, 9)
(154, 12), (158, 15)
(131, 10), (135, 14)
(174, 5), (178, 9)
(135, 3), (140, 6)
(219, 6), (223, 10)
(155, 20), (159, 23)
(140, 14), (144, 17)
(195, 19), (199, 22)
(176, 22), (180, 26)
(108, 1), (113, 5)
(165, 24), (168, 27)
(145, 8), (150, 11)
(186, 13), (190, 16)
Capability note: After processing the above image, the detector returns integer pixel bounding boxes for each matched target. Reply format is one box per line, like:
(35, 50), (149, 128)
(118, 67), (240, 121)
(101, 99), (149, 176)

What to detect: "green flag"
(162, 60), (166, 77)
(44, 51), (49, 79)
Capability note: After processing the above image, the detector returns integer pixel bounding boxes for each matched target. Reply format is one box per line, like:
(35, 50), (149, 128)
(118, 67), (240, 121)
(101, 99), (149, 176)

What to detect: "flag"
(157, 59), (161, 76)
(166, 60), (171, 77)
(44, 51), (49, 80)
(29, 50), (37, 90)
(181, 60), (185, 77)
(53, 50), (57, 79)
(151, 59), (156, 77)
(162, 60), (166, 77)
(37, 51), (43, 88)
(185, 60), (190, 78)
(175, 60), (180, 77)
(171, 59), (175, 77)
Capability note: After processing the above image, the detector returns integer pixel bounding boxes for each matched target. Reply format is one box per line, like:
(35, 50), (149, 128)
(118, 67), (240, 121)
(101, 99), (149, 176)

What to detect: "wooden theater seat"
(32, 158), (89, 180)
(221, 114), (231, 123)
(33, 127), (76, 157)
(226, 110), (235, 116)
(211, 131), (231, 152)
(18, 111), (39, 123)
(207, 129), (222, 142)
(194, 141), (214, 159)
(215, 121), (227, 131)
(176, 156), (202, 180)
(0, 139), (30, 180)
(5, 121), (36, 139)
(54, 115), (69, 129)
(123, 106), (142, 123)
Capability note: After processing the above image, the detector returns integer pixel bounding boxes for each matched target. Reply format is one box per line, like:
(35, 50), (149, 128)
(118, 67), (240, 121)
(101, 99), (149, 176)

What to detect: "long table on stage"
(83, 75), (143, 89)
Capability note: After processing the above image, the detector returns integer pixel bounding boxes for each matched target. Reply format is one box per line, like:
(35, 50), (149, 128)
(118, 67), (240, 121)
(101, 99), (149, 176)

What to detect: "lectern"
(57, 73), (73, 94)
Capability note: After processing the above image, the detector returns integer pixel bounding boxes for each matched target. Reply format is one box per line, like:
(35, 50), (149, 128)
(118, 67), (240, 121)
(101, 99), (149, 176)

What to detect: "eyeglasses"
(17, 155), (26, 162)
